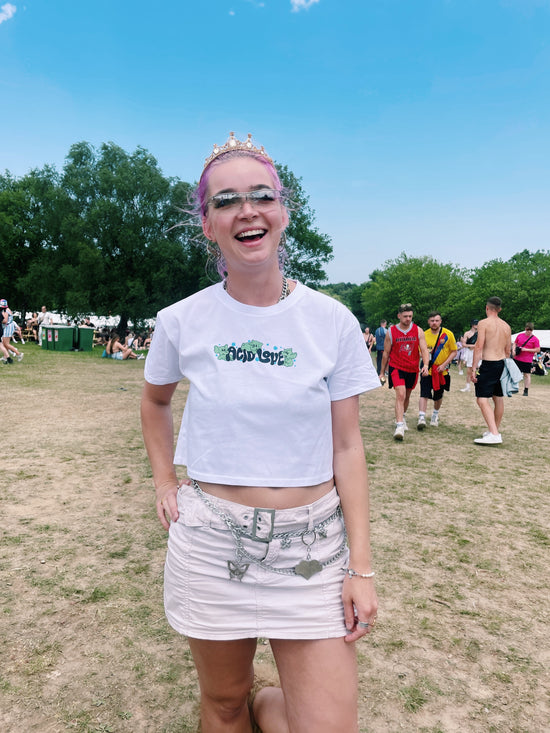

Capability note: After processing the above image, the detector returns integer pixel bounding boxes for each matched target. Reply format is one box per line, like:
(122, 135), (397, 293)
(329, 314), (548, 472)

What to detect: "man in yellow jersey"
(417, 311), (457, 430)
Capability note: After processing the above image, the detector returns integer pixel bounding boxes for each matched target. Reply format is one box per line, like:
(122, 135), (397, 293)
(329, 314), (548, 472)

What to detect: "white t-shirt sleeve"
(143, 313), (184, 385)
(326, 311), (381, 400)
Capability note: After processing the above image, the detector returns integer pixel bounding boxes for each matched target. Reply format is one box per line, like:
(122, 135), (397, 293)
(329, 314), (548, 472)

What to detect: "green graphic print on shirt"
(214, 340), (297, 367)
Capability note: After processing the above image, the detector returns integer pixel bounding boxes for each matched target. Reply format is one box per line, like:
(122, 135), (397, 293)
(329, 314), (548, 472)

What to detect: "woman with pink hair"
(141, 133), (379, 732)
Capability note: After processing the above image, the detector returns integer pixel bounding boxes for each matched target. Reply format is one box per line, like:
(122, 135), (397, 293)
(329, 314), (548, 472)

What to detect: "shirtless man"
(471, 296), (512, 445)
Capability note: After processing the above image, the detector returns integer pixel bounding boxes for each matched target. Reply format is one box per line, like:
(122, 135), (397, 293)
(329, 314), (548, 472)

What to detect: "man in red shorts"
(471, 296), (512, 445)
(379, 304), (429, 440)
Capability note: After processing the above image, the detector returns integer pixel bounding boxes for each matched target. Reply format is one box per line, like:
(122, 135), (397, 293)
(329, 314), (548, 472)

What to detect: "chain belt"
(190, 480), (347, 581)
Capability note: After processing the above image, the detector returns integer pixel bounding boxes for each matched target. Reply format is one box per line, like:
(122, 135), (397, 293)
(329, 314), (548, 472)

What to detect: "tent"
(511, 330), (550, 349)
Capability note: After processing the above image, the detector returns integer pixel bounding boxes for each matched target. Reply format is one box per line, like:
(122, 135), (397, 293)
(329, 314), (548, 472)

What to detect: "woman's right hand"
(156, 481), (180, 530)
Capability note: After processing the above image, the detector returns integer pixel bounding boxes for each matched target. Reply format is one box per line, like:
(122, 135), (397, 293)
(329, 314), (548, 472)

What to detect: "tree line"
(0, 142), (332, 334)
(323, 250), (550, 336)
(2, 141), (547, 337)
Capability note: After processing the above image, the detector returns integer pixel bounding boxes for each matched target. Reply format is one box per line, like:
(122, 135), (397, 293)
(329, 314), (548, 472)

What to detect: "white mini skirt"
(164, 483), (349, 640)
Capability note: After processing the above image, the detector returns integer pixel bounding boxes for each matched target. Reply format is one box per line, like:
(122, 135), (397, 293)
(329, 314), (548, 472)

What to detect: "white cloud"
(291, 0), (320, 11)
(0, 3), (16, 25)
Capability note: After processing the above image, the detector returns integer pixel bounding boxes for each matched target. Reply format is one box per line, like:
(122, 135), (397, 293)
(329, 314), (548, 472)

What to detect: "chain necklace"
(223, 276), (290, 303)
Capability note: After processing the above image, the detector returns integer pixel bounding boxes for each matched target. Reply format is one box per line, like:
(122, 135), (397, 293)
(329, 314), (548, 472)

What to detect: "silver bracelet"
(342, 567), (375, 579)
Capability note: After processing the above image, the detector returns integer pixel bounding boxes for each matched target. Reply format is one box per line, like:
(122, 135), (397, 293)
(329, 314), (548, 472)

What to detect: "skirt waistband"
(189, 480), (341, 538)
(188, 480), (346, 579)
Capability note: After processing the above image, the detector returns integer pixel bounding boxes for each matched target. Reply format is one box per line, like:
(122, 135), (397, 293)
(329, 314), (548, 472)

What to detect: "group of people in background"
(366, 300), (545, 446)
(1, 301), (155, 366)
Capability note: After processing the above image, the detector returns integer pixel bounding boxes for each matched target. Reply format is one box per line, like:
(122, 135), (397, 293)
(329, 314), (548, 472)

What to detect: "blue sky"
(1, 0), (549, 283)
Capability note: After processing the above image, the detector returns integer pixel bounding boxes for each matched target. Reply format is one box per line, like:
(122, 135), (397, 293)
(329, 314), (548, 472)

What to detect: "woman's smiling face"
(202, 156), (288, 275)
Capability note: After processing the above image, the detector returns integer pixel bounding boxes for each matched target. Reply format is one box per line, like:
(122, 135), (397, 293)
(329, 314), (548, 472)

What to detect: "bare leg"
(255, 637), (358, 733)
(476, 397), (499, 435)
(187, 637), (257, 733)
(394, 385), (406, 422)
(493, 396), (504, 431)
(403, 388), (413, 416)
(3, 337), (19, 357)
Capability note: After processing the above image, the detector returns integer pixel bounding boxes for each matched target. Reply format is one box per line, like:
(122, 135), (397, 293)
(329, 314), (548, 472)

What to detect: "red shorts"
(388, 366), (418, 390)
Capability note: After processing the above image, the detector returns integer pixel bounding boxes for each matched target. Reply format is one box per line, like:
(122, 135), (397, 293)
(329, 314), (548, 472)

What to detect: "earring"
(278, 231), (288, 271)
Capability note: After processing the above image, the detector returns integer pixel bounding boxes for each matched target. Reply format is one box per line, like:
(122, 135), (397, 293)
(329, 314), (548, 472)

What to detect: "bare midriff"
(195, 478), (335, 509)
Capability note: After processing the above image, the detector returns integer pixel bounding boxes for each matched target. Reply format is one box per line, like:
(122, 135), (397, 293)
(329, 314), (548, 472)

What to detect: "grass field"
(1, 343), (549, 732)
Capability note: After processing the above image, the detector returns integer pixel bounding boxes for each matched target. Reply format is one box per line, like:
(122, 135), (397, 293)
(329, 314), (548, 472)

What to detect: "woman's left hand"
(342, 575), (378, 642)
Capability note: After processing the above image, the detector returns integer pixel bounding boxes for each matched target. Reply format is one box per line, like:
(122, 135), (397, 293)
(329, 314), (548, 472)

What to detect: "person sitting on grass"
(104, 333), (143, 360)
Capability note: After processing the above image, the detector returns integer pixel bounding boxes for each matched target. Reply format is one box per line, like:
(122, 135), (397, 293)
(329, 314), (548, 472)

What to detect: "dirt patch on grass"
(1, 345), (549, 732)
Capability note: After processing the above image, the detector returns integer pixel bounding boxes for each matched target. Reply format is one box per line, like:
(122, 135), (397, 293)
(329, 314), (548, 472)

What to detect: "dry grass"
(1, 344), (549, 732)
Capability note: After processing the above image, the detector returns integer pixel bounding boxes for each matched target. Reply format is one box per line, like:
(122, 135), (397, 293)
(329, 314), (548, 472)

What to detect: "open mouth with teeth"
(235, 229), (267, 244)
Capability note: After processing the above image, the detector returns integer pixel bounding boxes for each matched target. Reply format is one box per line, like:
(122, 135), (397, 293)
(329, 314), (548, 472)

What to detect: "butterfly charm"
(228, 561), (250, 581)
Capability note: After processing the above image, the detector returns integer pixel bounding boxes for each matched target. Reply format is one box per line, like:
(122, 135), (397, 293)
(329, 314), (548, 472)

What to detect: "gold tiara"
(203, 132), (273, 169)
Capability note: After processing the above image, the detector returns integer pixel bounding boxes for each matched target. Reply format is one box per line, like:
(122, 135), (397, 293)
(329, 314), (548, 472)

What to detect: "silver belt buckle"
(251, 508), (275, 542)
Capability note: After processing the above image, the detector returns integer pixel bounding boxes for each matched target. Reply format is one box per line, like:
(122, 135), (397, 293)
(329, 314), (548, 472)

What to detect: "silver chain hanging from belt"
(190, 480), (347, 581)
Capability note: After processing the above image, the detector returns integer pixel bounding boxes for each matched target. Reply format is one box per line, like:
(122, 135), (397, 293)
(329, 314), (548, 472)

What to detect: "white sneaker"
(393, 424), (405, 441)
(417, 415), (426, 431)
(430, 413), (439, 427)
(137, 354), (145, 360)
(474, 433), (502, 445)
(460, 385), (470, 392)
(402, 416), (409, 431)
(17, 353), (24, 362)
(458, 370), (464, 375)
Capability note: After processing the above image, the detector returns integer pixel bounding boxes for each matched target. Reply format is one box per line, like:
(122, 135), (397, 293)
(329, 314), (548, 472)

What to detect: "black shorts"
(513, 359), (532, 374)
(388, 367), (418, 391)
(420, 373), (450, 401)
(475, 360), (504, 398)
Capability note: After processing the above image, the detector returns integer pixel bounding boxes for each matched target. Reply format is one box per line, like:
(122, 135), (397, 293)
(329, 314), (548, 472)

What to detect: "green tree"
(361, 253), (471, 335)
(469, 250), (550, 331)
(321, 282), (367, 323)
(0, 166), (68, 319)
(276, 164), (333, 286)
(2, 145), (334, 326)
(60, 142), (203, 333)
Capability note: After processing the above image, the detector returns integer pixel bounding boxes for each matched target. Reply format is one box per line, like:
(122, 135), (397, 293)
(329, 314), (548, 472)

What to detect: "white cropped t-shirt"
(144, 282), (380, 486)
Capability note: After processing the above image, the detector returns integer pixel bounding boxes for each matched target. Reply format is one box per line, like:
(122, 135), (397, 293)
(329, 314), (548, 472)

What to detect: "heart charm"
(294, 559), (323, 580)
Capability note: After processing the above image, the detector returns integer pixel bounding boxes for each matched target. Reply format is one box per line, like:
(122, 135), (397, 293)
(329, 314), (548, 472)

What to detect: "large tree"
(276, 164), (333, 286)
(469, 249), (550, 331)
(0, 166), (68, 319)
(1, 143), (334, 325)
(59, 142), (203, 333)
(360, 253), (472, 335)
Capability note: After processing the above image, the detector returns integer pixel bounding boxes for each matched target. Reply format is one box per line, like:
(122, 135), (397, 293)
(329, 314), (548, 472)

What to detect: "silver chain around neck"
(224, 276), (289, 303)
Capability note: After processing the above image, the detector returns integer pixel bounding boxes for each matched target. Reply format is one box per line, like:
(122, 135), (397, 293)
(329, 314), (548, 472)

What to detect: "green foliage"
(470, 250), (550, 331)
(328, 249), (550, 334)
(276, 163), (333, 286)
(2, 143), (333, 321)
(321, 282), (367, 323)
(360, 253), (472, 334)
(3, 143), (549, 330)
